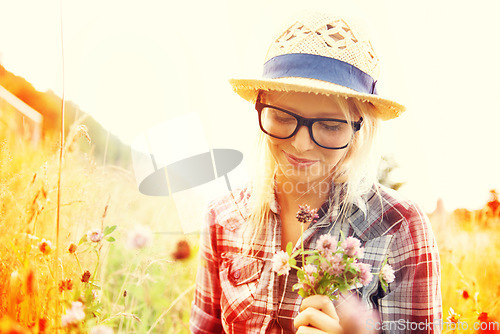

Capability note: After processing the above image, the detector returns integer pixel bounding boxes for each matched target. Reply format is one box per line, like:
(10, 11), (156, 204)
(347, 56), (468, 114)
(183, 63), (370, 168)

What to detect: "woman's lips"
(283, 151), (319, 168)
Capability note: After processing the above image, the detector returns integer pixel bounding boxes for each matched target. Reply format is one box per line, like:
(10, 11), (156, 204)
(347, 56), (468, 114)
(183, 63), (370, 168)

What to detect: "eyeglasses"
(255, 100), (363, 150)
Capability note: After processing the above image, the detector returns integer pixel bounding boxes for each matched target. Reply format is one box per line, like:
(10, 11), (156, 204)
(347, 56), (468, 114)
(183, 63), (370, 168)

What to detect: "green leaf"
(286, 242), (293, 255)
(103, 225), (117, 236)
(105, 236), (115, 242)
(380, 277), (388, 291)
(289, 258), (296, 267)
(297, 270), (305, 281)
(305, 256), (317, 264)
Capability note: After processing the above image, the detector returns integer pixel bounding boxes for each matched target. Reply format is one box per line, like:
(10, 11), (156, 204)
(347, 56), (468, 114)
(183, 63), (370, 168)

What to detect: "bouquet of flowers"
(272, 205), (395, 300)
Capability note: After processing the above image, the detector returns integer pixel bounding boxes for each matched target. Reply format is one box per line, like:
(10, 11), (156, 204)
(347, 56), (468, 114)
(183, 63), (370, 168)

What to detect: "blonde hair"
(244, 91), (381, 252)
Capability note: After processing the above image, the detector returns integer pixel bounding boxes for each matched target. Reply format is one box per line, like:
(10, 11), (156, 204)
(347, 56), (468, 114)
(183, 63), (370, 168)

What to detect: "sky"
(0, 0), (499, 213)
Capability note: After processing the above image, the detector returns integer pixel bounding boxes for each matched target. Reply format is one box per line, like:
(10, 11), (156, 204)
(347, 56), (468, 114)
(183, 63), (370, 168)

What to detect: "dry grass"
(0, 118), (195, 333)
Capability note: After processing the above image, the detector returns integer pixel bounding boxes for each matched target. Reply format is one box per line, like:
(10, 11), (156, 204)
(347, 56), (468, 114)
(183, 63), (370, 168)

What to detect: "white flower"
(380, 264), (395, 284)
(61, 301), (85, 327)
(272, 250), (291, 275)
(127, 225), (153, 249)
(87, 229), (104, 243)
(90, 325), (114, 334)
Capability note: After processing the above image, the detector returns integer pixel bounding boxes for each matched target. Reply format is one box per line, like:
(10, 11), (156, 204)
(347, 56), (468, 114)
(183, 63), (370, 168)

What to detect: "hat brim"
(229, 76), (405, 121)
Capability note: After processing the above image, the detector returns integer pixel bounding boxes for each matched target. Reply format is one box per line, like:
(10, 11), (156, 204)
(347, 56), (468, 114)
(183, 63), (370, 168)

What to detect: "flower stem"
(92, 249), (100, 280)
(301, 224), (305, 266)
(73, 253), (83, 273)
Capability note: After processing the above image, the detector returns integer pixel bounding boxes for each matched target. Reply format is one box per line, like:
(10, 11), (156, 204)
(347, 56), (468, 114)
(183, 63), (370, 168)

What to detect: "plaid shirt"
(190, 183), (442, 334)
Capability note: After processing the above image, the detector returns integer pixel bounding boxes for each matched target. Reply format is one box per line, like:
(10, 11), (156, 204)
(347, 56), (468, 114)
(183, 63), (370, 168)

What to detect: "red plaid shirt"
(190, 183), (442, 333)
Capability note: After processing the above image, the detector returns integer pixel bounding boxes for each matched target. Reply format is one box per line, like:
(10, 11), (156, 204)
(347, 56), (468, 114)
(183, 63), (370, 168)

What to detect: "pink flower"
(87, 229), (104, 243)
(316, 234), (337, 256)
(356, 262), (373, 286)
(127, 225), (153, 249)
(380, 264), (395, 284)
(61, 301), (85, 327)
(327, 253), (346, 276)
(341, 236), (364, 258)
(296, 205), (319, 224)
(304, 264), (318, 285)
(272, 250), (291, 276)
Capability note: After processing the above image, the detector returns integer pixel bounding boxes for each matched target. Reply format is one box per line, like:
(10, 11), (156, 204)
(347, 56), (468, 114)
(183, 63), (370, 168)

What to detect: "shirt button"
(270, 311), (276, 319)
(233, 270), (241, 279)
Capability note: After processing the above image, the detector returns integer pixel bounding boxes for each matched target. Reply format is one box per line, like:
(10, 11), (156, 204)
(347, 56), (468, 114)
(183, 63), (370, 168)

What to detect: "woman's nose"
(291, 125), (315, 152)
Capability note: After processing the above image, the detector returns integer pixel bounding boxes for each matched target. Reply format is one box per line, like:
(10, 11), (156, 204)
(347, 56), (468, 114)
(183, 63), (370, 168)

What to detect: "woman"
(190, 12), (442, 334)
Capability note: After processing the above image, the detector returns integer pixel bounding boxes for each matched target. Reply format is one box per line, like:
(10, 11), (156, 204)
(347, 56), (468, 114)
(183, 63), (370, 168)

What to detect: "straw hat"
(229, 12), (405, 120)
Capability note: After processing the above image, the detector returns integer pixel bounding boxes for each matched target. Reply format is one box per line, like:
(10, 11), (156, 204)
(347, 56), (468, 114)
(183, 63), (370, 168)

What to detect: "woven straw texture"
(229, 12), (405, 120)
(266, 13), (379, 79)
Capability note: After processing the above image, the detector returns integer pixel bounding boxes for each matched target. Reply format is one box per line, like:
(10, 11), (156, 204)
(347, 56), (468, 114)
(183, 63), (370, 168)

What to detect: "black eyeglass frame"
(255, 99), (363, 150)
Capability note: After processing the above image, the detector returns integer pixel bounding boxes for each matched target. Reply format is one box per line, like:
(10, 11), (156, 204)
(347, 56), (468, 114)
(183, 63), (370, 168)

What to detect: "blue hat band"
(262, 53), (378, 95)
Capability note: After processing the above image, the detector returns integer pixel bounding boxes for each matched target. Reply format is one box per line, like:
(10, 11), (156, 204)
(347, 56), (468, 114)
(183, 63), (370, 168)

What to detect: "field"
(0, 120), (499, 333)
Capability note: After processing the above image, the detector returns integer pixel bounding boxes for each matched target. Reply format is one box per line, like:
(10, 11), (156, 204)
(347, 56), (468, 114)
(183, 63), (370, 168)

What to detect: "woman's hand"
(294, 295), (343, 334)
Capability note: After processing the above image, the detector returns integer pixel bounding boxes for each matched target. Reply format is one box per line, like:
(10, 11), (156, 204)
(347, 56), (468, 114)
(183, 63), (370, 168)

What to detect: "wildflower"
(61, 301), (85, 327)
(380, 264), (395, 284)
(326, 253), (345, 276)
(38, 317), (48, 332)
(478, 312), (488, 322)
(127, 225), (153, 249)
(59, 278), (73, 293)
(356, 262), (373, 286)
(304, 264), (318, 286)
(38, 239), (53, 255)
(87, 229), (104, 243)
(296, 205), (319, 224)
(68, 243), (77, 254)
(462, 289), (469, 299)
(90, 325), (114, 334)
(447, 308), (460, 324)
(316, 234), (337, 256)
(81, 270), (91, 283)
(172, 239), (191, 260)
(272, 250), (291, 276)
(341, 236), (364, 258)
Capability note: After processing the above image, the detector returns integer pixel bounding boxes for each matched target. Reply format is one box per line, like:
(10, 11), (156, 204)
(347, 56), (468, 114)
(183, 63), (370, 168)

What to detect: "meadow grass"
(0, 119), (499, 333)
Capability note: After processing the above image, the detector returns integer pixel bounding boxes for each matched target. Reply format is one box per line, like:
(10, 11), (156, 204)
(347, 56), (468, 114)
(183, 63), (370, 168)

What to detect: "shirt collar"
(269, 181), (369, 229)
